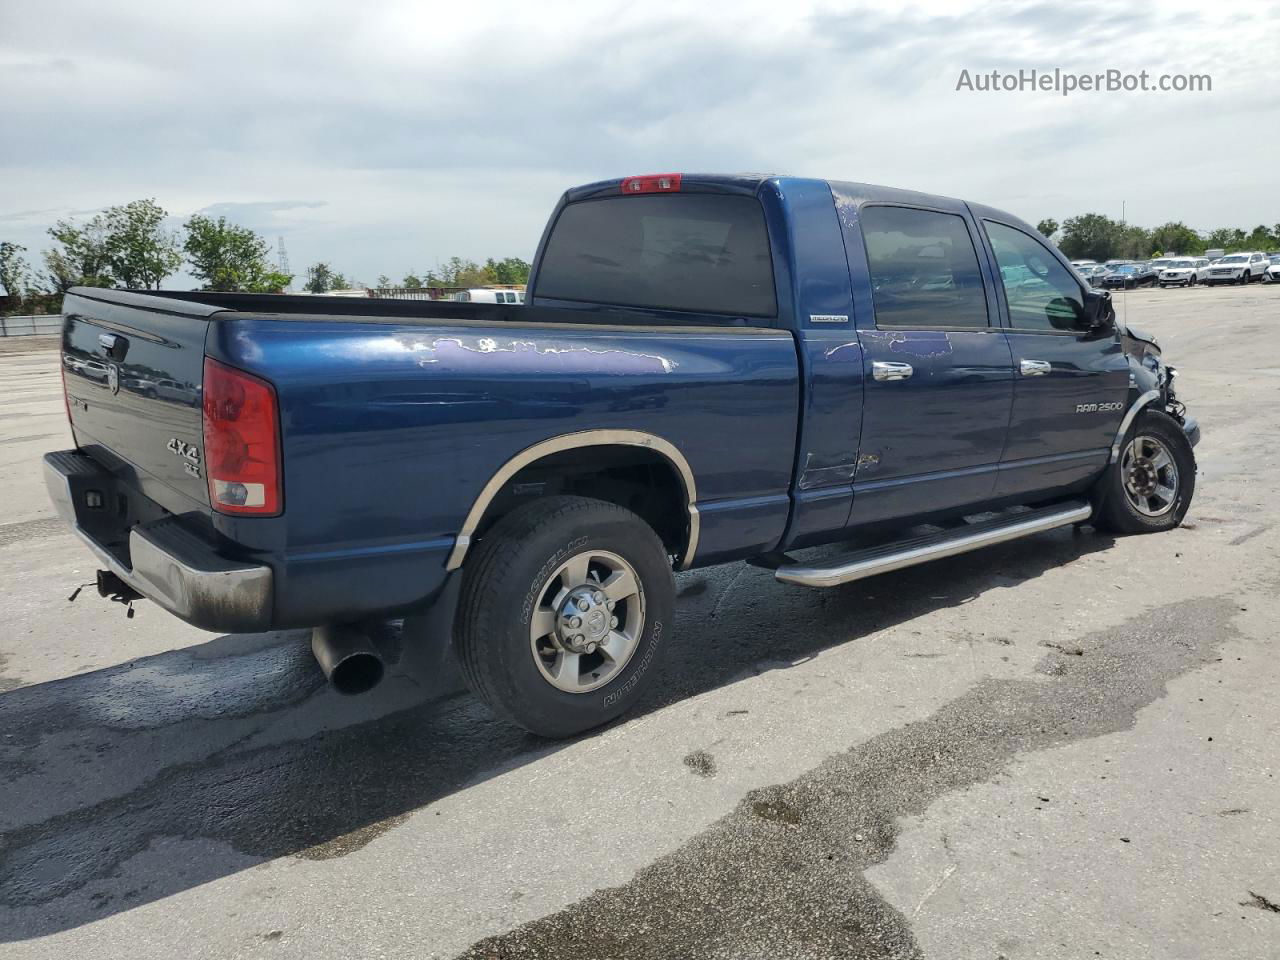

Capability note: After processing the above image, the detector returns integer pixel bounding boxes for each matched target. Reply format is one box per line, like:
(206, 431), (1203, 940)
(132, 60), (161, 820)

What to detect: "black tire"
(1093, 409), (1196, 534)
(454, 495), (675, 738)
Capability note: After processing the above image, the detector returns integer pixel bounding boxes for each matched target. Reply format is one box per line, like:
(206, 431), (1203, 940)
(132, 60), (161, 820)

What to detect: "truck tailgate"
(61, 289), (216, 513)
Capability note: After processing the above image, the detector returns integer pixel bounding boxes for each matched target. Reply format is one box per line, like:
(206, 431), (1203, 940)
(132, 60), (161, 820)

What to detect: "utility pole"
(276, 237), (291, 289)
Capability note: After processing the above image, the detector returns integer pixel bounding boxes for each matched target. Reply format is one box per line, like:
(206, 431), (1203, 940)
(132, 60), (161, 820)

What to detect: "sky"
(2, 0), (1278, 288)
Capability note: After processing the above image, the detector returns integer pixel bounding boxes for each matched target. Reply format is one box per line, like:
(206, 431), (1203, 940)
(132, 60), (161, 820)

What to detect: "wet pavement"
(1, 285), (1278, 959)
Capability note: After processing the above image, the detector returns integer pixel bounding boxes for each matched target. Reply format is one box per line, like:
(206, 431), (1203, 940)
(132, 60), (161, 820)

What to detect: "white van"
(455, 289), (524, 304)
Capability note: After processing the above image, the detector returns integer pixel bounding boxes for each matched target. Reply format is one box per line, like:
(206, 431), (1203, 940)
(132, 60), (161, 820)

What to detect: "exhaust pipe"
(311, 623), (385, 695)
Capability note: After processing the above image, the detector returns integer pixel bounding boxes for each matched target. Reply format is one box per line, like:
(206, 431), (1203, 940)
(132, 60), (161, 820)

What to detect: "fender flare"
(445, 429), (700, 571)
(1110, 389), (1162, 463)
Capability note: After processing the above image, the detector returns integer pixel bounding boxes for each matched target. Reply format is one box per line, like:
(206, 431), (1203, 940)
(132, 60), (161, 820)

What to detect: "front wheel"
(1093, 410), (1196, 534)
(453, 495), (675, 738)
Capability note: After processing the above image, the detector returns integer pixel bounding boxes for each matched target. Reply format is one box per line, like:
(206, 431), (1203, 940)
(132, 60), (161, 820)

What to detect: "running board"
(774, 501), (1093, 589)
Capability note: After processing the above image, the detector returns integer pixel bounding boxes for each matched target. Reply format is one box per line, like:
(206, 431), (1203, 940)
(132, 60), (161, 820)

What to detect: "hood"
(1119, 321), (1160, 353)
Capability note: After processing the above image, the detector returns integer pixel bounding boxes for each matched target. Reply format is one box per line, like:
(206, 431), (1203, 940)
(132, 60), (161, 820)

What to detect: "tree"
(402, 272), (423, 288)
(1115, 224), (1153, 260)
(1244, 224), (1274, 251)
(101, 199), (183, 289)
(1148, 222), (1203, 257)
(0, 241), (31, 301)
(43, 214), (114, 291)
(1058, 213), (1124, 262)
(1035, 219), (1059, 241)
(183, 214), (291, 292)
(304, 262), (334, 294)
(330, 271), (351, 290)
(1206, 227), (1246, 252)
(376, 274), (391, 289)
(485, 256), (532, 285)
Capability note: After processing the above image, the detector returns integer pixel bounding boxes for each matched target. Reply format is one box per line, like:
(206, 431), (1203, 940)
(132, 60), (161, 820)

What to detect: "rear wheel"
(454, 496), (675, 738)
(1094, 410), (1195, 534)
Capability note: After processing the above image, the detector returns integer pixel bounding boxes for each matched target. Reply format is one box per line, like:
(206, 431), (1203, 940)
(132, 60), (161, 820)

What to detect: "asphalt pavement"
(0, 285), (1276, 959)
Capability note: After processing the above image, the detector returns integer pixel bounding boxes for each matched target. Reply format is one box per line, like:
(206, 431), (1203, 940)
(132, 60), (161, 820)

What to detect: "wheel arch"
(446, 430), (700, 572)
(1110, 389), (1162, 463)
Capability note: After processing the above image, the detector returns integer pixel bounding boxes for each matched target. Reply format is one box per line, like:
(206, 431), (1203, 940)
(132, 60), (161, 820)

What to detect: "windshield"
(1168, 260), (1194, 268)
(1113, 265), (1136, 274)
(1220, 255), (1248, 263)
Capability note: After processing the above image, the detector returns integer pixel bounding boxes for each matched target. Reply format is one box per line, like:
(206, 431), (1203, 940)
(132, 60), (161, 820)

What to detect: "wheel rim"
(528, 549), (645, 694)
(1121, 435), (1179, 517)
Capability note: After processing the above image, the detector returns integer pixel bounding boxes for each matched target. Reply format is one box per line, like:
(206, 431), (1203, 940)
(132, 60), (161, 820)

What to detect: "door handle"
(872, 361), (913, 382)
(1019, 359), (1051, 377)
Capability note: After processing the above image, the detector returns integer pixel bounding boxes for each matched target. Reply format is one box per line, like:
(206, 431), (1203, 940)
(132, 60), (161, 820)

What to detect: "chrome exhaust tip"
(311, 623), (385, 695)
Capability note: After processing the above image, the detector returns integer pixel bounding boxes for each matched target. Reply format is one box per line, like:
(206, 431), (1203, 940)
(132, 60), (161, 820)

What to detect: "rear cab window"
(533, 193), (777, 318)
(858, 205), (989, 329)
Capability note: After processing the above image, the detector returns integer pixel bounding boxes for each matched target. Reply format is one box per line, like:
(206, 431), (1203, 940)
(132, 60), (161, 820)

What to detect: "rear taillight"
(202, 357), (282, 516)
(620, 173), (682, 194)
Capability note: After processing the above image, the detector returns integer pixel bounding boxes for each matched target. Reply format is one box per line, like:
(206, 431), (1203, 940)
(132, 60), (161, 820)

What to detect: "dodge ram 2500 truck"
(46, 173), (1200, 737)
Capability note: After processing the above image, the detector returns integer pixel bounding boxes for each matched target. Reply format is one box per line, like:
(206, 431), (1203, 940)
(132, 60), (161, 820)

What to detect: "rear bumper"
(44, 450), (273, 633)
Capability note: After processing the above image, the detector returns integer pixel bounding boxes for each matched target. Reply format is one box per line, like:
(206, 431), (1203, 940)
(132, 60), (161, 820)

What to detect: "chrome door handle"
(1020, 359), (1052, 377)
(872, 361), (913, 382)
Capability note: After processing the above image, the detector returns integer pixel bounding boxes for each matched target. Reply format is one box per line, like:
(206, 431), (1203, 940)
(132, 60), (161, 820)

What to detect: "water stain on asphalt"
(0, 517), (67, 548)
(454, 597), (1238, 960)
(682, 750), (716, 778)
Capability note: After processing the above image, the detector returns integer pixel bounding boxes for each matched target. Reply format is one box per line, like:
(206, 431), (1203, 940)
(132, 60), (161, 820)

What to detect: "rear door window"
(534, 193), (777, 317)
(859, 206), (989, 328)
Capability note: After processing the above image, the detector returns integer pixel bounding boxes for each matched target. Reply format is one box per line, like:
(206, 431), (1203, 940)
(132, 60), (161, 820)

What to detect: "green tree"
(485, 256), (531, 285)
(1244, 224), (1273, 250)
(43, 214), (114, 291)
(1035, 219), (1059, 241)
(1206, 227), (1246, 252)
(1148, 222), (1203, 257)
(1115, 224), (1153, 260)
(376, 274), (391, 289)
(304, 262), (334, 294)
(1058, 213), (1124, 262)
(0, 241), (31, 302)
(330, 271), (351, 289)
(183, 214), (291, 292)
(101, 199), (183, 289)
(402, 272), (423, 288)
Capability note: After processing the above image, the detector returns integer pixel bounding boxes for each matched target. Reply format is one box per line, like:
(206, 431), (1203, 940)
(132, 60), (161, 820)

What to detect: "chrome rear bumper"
(44, 450), (272, 633)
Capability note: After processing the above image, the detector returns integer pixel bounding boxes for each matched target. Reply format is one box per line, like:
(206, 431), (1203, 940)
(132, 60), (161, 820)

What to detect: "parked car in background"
(1069, 259), (1098, 268)
(1204, 252), (1269, 285)
(1205, 248), (1226, 261)
(1148, 257), (1177, 275)
(1263, 255), (1280, 284)
(1158, 258), (1212, 287)
(455, 288), (525, 304)
(1102, 263), (1156, 289)
(1075, 264), (1110, 287)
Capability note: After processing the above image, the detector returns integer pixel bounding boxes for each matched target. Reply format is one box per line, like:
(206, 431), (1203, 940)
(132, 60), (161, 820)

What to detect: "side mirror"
(1079, 289), (1115, 334)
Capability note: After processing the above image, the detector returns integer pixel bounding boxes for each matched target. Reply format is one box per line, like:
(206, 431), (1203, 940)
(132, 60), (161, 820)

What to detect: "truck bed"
(56, 286), (801, 629)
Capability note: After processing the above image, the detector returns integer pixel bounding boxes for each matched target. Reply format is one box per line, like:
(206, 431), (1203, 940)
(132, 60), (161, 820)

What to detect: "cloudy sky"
(2, 0), (1277, 287)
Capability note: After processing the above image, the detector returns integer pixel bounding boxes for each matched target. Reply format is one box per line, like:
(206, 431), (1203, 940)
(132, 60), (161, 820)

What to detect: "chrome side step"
(775, 501), (1092, 589)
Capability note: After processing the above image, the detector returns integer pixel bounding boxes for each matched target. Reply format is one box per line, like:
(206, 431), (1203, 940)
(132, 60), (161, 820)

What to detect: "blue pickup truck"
(46, 173), (1199, 736)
